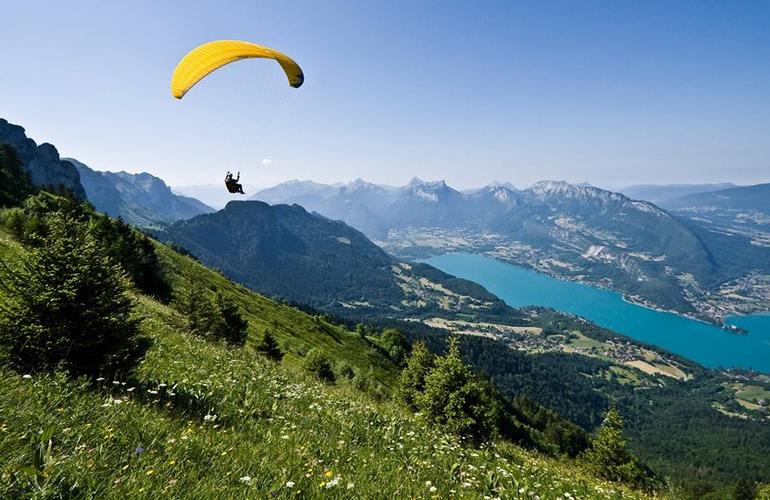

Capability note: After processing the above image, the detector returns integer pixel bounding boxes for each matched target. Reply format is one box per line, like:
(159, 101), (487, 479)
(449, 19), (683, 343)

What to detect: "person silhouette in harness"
(224, 171), (245, 194)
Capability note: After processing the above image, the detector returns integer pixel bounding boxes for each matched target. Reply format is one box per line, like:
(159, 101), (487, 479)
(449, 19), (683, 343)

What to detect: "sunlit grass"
(0, 298), (658, 498)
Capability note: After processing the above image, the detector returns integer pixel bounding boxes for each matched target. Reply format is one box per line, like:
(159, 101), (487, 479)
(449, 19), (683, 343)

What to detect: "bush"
(0, 209), (147, 377)
(380, 328), (409, 365)
(303, 348), (335, 383)
(255, 330), (283, 361)
(336, 362), (355, 380)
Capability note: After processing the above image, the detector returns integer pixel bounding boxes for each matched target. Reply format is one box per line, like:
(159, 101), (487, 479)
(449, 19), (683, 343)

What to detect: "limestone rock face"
(0, 118), (85, 198)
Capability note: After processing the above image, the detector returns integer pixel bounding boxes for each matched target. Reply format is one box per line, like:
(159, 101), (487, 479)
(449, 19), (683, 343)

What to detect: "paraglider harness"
(225, 171), (245, 194)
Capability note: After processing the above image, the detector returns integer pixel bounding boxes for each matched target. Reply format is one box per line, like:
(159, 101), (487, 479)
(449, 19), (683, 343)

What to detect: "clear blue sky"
(2, 0), (769, 189)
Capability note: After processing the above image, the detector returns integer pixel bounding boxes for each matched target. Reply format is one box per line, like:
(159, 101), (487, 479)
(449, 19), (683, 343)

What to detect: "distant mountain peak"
(489, 180), (518, 190)
(345, 178), (379, 191)
(405, 179), (455, 202)
(407, 176), (425, 187)
(530, 180), (623, 201)
(490, 186), (515, 204)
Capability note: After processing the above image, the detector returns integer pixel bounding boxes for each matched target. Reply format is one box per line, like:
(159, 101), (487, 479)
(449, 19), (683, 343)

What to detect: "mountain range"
(252, 178), (770, 321)
(69, 158), (214, 227)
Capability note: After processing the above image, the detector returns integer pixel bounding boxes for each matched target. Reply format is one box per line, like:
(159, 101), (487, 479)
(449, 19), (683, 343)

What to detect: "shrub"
(0, 209), (147, 377)
(303, 348), (335, 383)
(336, 362), (355, 380)
(380, 328), (409, 365)
(255, 330), (283, 361)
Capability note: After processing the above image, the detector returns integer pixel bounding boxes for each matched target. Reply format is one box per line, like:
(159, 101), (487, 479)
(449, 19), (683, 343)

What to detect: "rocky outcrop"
(0, 119), (85, 198)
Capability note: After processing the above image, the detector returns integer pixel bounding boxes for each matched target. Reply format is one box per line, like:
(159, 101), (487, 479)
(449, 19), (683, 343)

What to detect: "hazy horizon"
(3, 1), (769, 189)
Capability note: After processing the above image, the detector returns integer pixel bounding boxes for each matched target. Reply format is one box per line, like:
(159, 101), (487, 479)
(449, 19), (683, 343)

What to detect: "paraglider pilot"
(225, 171), (245, 194)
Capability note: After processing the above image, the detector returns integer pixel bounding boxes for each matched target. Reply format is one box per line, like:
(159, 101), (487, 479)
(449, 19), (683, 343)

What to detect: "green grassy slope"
(0, 306), (654, 499)
(0, 228), (658, 499)
(153, 241), (399, 391)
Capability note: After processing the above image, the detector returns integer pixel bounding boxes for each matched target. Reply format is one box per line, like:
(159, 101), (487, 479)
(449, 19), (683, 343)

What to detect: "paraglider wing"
(171, 40), (304, 99)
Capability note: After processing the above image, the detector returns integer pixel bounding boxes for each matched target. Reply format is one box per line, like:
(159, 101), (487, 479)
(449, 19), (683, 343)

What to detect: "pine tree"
(733, 478), (757, 500)
(0, 209), (145, 377)
(255, 330), (283, 361)
(0, 144), (35, 208)
(177, 278), (224, 339)
(396, 341), (435, 410)
(583, 406), (651, 486)
(216, 292), (248, 345)
(416, 337), (499, 442)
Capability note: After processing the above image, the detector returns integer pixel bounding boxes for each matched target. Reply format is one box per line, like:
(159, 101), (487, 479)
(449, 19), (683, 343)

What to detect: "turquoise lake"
(423, 252), (770, 373)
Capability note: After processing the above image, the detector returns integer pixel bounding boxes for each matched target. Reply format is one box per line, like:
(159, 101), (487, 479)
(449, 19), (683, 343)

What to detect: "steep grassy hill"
(0, 227), (656, 499)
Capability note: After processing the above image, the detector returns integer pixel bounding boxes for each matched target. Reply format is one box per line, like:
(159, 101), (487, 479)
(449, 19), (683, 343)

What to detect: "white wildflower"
(286, 481), (295, 488)
(239, 476), (252, 484)
(22, 374), (32, 379)
(203, 413), (217, 422)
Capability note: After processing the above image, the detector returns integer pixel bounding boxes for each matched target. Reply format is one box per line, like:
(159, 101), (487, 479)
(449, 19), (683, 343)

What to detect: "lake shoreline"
(478, 251), (725, 324)
(424, 252), (770, 374)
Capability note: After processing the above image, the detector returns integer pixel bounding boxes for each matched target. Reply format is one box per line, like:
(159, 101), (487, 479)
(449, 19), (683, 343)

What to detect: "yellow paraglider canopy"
(171, 40), (304, 99)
